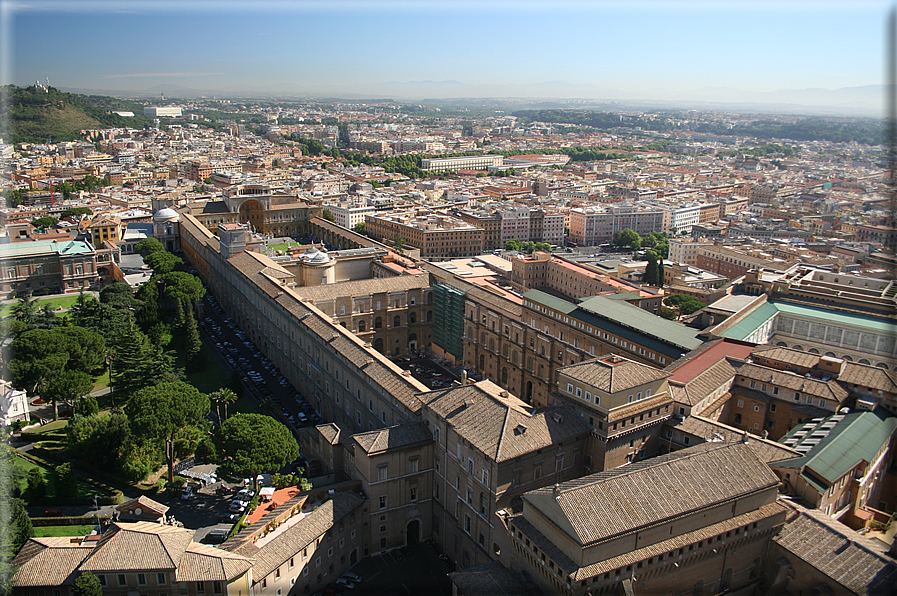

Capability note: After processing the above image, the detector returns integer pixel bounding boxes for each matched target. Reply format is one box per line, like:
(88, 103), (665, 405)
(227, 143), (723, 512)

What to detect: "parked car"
(335, 578), (355, 589)
(181, 486), (194, 500)
(236, 489), (255, 500)
(340, 572), (362, 582)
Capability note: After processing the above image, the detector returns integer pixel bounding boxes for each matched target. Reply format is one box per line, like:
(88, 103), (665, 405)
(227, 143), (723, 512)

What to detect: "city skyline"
(2, 0), (893, 114)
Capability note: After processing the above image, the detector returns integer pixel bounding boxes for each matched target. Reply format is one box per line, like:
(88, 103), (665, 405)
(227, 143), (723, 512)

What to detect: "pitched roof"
(291, 274), (429, 303)
(523, 442), (779, 547)
(774, 502), (897, 596)
(772, 411), (897, 490)
(666, 415), (801, 462)
(352, 422), (432, 455)
(668, 358), (736, 406)
(176, 542), (255, 582)
(11, 537), (95, 587)
(733, 361), (849, 403)
(117, 495), (170, 515)
(421, 380), (591, 462)
(558, 354), (669, 395)
(837, 363), (897, 394)
(78, 522), (194, 572)
(232, 491), (364, 579)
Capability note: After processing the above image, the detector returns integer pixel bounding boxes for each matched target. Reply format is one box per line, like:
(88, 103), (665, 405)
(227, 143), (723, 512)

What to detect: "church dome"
(153, 208), (180, 223)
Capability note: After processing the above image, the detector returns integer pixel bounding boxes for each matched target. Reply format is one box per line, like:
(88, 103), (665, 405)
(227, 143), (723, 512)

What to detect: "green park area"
(0, 294), (83, 317)
(33, 525), (96, 537)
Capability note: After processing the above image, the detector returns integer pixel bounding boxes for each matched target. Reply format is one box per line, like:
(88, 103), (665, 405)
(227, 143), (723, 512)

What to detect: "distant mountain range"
(57, 81), (886, 117)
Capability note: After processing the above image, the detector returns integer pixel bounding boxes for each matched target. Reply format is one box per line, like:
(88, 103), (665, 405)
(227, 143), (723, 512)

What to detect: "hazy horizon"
(2, 0), (893, 116)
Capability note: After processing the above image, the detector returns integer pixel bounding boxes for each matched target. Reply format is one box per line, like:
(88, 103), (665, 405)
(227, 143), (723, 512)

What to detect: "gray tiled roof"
(733, 361), (849, 402)
(448, 560), (533, 596)
(421, 380), (591, 462)
(558, 355), (669, 394)
(666, 415), (801, 462)
(291, 275), (429, 302)
(523, 442), (779, 547)
(774, 501), (897, 595)
(352, 422), (432, 455)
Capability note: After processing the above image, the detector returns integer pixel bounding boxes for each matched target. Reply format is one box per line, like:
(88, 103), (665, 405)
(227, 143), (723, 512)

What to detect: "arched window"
(358, 320), (366, 332)
(375, 317), (382, 329)
(426, 310), (433, 323)
(501, 367), (508, 384)
(479, 354), (485, 370)
(394, 315), (401, 328)
(373, 338), (384, 353)
(409, 312), (416, 324)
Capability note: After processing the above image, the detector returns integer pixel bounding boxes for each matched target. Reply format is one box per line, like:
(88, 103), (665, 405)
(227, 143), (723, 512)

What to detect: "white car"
(236, 489), (255, 500)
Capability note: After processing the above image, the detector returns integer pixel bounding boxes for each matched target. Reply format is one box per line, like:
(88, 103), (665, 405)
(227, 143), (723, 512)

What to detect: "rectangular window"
(197, 582), (206, 595)
(138, 573), (146, 585)
(379, 495), (387, 509)
(378, 465), (388, 481)
(118, 575), (126, 587)
(409, 458), (419, 473)
(465, 515), (471, 534)
(410, 486), (418, 501)
(158, 573), (166, 585)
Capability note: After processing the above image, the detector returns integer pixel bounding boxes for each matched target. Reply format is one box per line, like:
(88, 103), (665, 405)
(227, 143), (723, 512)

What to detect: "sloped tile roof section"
(524, 442), (779, 547)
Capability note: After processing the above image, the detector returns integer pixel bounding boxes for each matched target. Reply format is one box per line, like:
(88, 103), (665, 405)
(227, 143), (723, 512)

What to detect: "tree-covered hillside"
(2, 85), (153, 144)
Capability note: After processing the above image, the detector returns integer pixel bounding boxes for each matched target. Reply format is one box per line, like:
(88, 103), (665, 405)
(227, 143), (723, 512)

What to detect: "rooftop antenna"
(45, 76), (50, 88)
(161, 90), (165, 102)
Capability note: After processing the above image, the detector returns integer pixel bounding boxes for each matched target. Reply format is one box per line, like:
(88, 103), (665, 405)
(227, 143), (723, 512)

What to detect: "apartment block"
(364, 212), (484, 260)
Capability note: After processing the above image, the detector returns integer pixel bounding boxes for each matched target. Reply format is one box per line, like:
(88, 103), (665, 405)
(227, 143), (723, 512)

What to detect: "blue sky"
(2, 1), (892, 104)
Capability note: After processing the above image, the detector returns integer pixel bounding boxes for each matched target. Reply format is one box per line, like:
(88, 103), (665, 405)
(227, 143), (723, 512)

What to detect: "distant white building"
(0, 379), (29, 426)
(325, 202), (376, 230)
(143, 106), (182, 117)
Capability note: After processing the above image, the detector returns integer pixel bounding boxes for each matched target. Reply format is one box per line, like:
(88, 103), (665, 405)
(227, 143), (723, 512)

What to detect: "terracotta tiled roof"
(523, 442), (779, 547)
(176, 542), (255, 582)
(117, 495), (170, 515)
(232, 492), (364, 580)
(11, 537), (94, 587)
(668, 358), (736, 407)
(79, 522), (194, 572)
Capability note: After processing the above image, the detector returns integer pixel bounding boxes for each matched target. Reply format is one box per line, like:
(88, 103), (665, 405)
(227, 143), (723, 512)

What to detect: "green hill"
(2, 85), (154, 144)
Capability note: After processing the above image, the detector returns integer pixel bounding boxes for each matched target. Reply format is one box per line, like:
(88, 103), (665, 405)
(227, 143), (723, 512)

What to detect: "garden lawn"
(0, 294), (85, 317)
(14, 454), (111, 502)
(33, 524), (96, 537)
(184, 342), (230, 394)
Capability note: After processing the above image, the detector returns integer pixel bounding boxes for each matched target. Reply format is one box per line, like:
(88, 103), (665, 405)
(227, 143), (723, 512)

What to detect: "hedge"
(31, 515), (111, 527)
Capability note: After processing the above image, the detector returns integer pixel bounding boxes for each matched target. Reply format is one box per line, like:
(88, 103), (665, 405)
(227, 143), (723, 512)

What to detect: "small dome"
(153, 208), (180, 223)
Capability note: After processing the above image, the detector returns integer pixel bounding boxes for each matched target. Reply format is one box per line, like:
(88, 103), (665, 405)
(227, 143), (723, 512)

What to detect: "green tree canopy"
(353, 222), (366, 235)
(99, 282), (142, 311)
(663, 294), (704, 315)
(158, 271), (206, 303)
(217, 413), (299, 488)
(30, 216), (58, 229)
(59, 207), (93, 220)
(44, 370), (93, 414)
(613, 228), (641, 250)
(322, 209), (335, 222)
(144, 251), (183, 274)
(127, 381), (210, 483)
(135, 237), (164, 256)
(72, 571), (103, 596)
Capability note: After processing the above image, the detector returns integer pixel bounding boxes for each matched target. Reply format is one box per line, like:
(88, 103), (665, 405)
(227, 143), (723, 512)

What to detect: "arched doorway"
(525, 381), (533, 401)
(408, 333), (418, 352)
(239, 200), (265, 229)
(406, 519), (420, 546)
(373, 338), (384, 353)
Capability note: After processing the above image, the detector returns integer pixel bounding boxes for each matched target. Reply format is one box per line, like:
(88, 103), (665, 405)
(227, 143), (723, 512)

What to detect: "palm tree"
(218, 388), (238, 421)
(209, 389), (224, 426)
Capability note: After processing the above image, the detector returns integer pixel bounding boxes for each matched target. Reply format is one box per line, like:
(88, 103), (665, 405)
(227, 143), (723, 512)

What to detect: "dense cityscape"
(0, 84), (893, 596)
